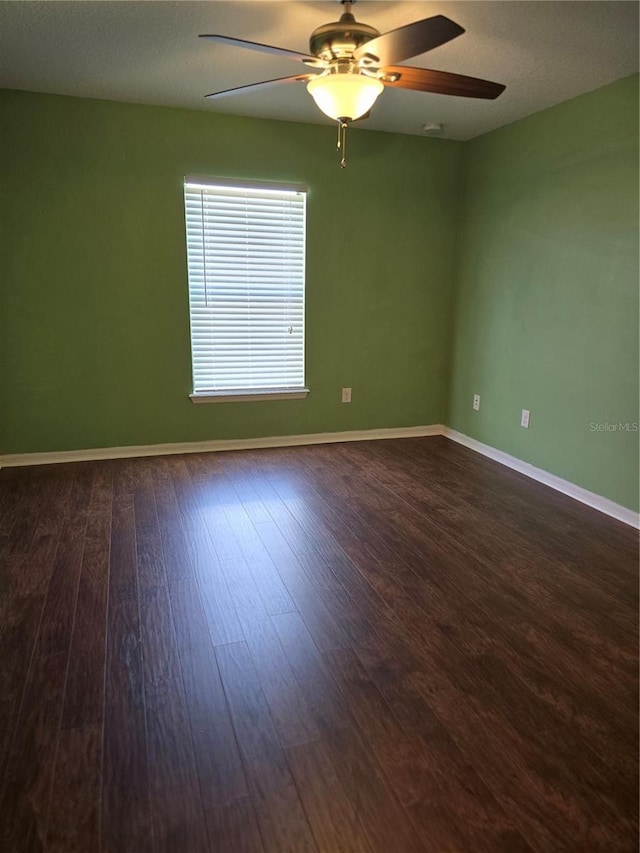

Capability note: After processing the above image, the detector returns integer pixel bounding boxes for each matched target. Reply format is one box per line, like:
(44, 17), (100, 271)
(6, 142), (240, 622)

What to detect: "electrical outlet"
(473, 394), (480, 411)
(341, 387), (352, 403)
(520, 409), (531, 428)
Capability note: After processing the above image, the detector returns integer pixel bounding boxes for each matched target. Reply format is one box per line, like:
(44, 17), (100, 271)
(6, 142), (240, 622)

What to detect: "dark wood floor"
(0, 436), (637, 853)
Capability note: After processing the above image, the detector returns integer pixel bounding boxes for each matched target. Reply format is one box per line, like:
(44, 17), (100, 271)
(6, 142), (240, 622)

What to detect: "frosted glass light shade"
(307, 73), (384, 121)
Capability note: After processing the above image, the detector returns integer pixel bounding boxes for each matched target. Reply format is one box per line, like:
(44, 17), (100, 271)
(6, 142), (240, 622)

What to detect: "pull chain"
(336, 120), (348, 168)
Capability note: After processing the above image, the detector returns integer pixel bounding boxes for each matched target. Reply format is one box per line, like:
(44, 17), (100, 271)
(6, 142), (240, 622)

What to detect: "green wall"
(1, 78), (638, 512)
(448, 75), (639, 511)
(0, 89), (461, 453)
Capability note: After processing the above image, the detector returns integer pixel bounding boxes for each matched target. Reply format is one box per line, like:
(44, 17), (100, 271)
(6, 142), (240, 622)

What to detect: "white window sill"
(190, 388), (310, 404)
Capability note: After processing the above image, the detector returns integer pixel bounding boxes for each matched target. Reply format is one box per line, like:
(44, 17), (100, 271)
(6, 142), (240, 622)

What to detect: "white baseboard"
(2, 423), (636, 529)
(443, 427), (639, 529)
(0, 424), (445, 469)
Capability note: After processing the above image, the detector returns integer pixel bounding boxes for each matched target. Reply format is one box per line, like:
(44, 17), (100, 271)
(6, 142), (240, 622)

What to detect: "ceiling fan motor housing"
(309, 13), (380, 61)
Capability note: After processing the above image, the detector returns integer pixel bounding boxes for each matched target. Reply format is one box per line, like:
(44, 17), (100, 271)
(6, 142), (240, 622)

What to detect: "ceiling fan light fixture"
(307, 72), (383, 121)
(201, 10), (504, 165)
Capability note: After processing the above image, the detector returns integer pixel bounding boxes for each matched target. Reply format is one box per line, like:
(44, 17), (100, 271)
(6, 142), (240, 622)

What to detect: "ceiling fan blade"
(354, 15), (464, 67)
(199, 35), (325, 66)
(381, 66), (506, 99)
(205, 74), (315, 100)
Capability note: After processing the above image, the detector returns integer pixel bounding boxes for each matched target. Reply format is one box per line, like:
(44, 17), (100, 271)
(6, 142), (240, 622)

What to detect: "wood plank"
(223, 464), (273, 524)
(217, 498), (295, 616)
(205, 797), (265, 853)
(0, 533), (59, 780)
(0, 651), (67, 853)
(190, 527), (245, 647)
(253, 520), (348, 653)
(108, 462), (137, 592)
(0, 504), (88, 848)
(322, 719), (426, 853)
(35, 511), (87, 657)
(152, 460), (193, 581)
(144, 678), (210, 853)
(285, 738), (374, 853)
(134, 464), (165, 591)
(132, 473), (210, 853)
(43, 468), (112, 852)
(272, 611), (425, 853)
(7, 475), (57, 555)
(215, 641), (318, 852)
(183, 458), (244, 563)
(101, 463), (153, 853)
(169, 459), (243, 647)
(271, 610), (351, 735)
(45, 725), (101, 853)
(243, 613), (320, 748)
(65, 463), (96, 522)
(0, 480), (32, 542)
(0, 590), (45, 783)
(221, 555), (318, 747)
(168, 577), (248, 808)
(139, 583), (181, 685)
(102, 591), (153, 853)
(61, 511), (110, 730)
(0, 472), (28, 534)
(88, 460), (114, 515)
(3, 534), (59, 601)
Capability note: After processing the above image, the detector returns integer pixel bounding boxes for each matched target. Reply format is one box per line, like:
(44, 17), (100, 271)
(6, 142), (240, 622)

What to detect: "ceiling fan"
(199, 0), (505, 166)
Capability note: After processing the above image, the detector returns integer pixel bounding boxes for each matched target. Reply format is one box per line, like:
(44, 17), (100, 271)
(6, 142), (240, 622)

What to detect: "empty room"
(0, 1), (638, 851)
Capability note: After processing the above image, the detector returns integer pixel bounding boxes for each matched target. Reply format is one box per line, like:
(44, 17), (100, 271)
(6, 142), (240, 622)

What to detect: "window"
(184, 177), (308, 402)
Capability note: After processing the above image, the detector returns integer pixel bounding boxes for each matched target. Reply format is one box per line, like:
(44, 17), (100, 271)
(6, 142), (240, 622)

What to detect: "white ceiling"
(0, 1), (637, 140)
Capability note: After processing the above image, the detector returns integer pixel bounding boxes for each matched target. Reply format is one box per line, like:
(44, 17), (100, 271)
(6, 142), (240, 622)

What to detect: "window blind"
(184, 179), (307, 394)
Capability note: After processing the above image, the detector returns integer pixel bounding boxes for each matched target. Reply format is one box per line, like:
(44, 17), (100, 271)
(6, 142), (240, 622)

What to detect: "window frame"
(183, 175), (310, 404)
